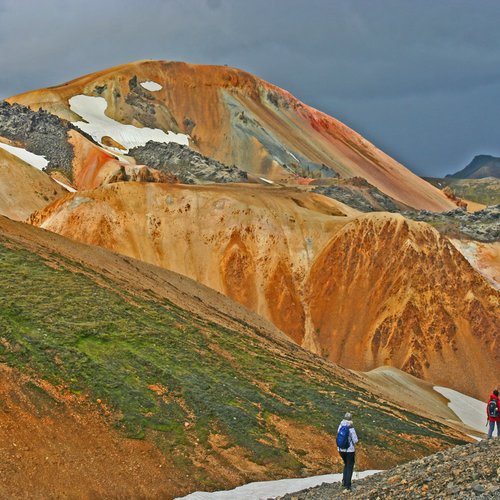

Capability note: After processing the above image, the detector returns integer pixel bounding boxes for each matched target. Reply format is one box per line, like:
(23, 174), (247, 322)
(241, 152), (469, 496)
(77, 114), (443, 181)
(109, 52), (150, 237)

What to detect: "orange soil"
(476, 242), (500, 286)
(0, 365), (184, 499)
(450, 240), (500, 290)
(0, 147), (67, 221)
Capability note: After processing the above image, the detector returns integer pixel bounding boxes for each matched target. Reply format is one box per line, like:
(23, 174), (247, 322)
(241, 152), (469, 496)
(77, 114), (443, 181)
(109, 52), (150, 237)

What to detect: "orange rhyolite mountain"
(8, 60), (455, 211)
(29, 183), (499, 399)
(0, 146), (67, 220)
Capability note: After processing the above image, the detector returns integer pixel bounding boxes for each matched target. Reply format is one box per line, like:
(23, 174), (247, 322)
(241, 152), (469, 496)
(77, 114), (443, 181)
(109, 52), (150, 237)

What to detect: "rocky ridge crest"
(129, 140), (248, 184)
(312, 177), (411, 213)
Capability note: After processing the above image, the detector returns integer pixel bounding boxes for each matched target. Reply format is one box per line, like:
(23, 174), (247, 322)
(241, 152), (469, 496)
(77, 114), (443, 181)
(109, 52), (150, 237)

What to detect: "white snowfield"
(0, 142), (49, 170)
(176, 470), (381, 500)
(69, 95), (189, 153)
(433, 386), (486, 433)
(53, 178), (76, 192)
(259, 177), (274, 185)
(140, 80), (163, 91)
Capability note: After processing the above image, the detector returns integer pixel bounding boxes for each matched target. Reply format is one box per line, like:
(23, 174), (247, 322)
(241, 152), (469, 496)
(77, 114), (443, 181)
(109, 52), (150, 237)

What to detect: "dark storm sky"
(1, 0), (499, 177)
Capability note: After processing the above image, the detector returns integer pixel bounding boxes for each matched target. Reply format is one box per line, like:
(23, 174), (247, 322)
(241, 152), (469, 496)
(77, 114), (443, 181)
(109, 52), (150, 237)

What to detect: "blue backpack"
(336, 424), (351, 449)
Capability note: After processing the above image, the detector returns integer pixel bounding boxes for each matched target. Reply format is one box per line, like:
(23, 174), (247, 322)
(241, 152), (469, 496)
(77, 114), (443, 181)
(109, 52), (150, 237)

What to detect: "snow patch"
(69, 95), (189, 153)
(140, 80), (163, 91)
(53, 178), (76, 192)
(467, 434), (482, 442)
(259, 177), (274, 185)
(0, 142), (49, 170)
(176, 470), (381, 500)
(434, 386), (486, 433)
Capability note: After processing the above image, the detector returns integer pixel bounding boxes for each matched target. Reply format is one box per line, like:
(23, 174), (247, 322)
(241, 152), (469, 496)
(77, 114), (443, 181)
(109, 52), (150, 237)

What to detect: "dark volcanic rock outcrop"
(0, 101), (75, 178)
(312, 177), (412, 213)
(129, 140), (248, 184)
(278, 438), (500, 499)
(403, 205), (500, 242)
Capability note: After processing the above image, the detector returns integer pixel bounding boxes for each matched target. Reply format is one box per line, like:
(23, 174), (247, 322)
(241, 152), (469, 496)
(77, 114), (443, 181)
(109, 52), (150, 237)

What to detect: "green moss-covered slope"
(0, 226), (467, 489)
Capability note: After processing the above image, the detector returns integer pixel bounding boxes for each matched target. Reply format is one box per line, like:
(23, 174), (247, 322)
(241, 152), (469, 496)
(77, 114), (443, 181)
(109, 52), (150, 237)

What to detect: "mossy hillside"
(0, 240), (466, 473)
(424, 177), (500, 205)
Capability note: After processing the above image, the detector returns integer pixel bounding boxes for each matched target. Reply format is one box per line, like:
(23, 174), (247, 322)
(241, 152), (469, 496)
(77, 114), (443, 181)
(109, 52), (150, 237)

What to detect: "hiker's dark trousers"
(488, 421), (500, 438)
(339, 451), (355, 488)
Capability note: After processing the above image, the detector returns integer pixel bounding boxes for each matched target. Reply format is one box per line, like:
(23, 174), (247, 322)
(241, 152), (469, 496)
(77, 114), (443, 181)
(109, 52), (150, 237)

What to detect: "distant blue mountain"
(447, 155), (500, 179)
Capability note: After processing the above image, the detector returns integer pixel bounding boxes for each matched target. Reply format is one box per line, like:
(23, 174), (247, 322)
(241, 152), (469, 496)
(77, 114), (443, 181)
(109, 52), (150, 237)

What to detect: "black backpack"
(488, 399), (499, 418)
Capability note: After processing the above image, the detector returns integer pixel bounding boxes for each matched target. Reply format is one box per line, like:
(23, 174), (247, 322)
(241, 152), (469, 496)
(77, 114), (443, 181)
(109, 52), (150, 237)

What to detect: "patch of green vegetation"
(0, 241), (466, 473)
(22, 380), (61, 415)
(424, 177), (500, 205)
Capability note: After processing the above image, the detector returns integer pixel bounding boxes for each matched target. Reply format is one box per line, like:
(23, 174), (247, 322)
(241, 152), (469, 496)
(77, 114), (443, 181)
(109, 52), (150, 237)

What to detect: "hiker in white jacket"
(337, 412), (359, 490)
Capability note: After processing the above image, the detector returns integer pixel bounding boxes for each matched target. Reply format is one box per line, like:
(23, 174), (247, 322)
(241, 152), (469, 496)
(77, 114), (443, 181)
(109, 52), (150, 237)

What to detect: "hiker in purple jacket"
(337, 412), (359, 490)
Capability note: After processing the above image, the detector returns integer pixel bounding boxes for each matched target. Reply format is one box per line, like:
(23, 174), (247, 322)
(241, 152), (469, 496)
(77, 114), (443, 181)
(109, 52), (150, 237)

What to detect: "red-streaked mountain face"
(8, 60), (455, 211)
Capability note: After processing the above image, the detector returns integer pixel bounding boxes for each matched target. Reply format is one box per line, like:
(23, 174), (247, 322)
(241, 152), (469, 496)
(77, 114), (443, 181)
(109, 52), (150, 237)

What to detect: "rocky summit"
(278, 438), (500, 499)
(312, 177), (412, 213)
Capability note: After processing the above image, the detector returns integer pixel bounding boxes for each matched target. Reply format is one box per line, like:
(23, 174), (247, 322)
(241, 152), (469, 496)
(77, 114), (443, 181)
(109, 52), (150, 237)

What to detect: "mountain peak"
(448, 154), (500, 179)
(7, 59), (455, 211)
